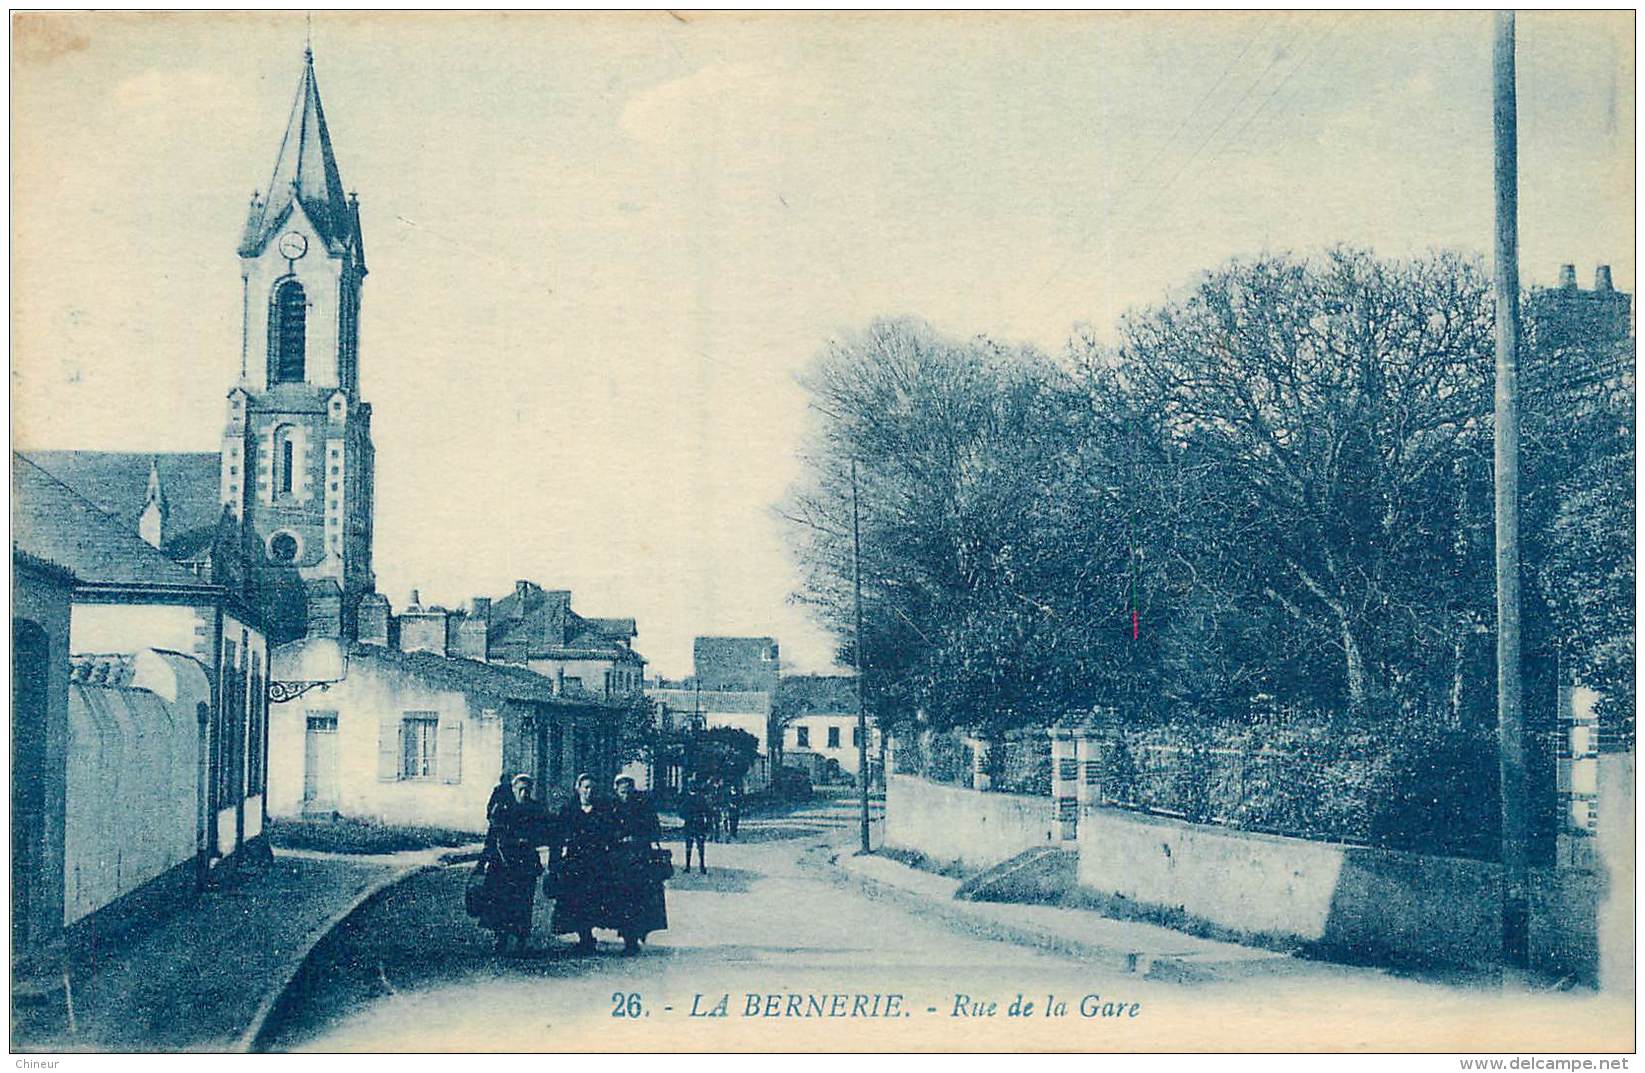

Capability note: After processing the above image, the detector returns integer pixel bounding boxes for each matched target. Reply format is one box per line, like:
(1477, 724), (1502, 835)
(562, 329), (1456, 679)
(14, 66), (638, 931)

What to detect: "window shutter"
(439, 721), (463, 784)
(378, 713), (400, 782)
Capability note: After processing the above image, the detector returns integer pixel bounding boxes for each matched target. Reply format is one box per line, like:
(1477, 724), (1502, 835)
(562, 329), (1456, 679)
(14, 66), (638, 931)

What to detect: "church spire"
(239, 47), (362, 267)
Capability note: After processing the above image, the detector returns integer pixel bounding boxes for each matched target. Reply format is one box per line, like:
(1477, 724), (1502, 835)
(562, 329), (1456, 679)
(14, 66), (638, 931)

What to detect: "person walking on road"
(550, 773), (614, 954)
(477, 773), (552, 955)
(681, 778), (710, 874)
(607, 776), (668, 956)
(725, 783), (741, 841)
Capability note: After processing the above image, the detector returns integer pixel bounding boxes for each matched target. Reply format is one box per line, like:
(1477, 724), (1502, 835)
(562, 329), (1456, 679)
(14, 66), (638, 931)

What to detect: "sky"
(11, 11), (1635, 677)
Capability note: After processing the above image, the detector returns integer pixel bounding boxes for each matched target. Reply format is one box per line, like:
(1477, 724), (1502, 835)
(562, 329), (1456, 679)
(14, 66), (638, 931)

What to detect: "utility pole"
(852, 460), (871, 853)
(1492, 9), (1531, 980)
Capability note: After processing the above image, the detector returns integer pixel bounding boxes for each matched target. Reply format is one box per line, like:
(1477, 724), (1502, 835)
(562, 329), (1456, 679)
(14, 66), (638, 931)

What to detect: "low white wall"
(884, 774), (1055, 872)
(1077, 807), (1600, 973)
(1597, 754), (1635, 992)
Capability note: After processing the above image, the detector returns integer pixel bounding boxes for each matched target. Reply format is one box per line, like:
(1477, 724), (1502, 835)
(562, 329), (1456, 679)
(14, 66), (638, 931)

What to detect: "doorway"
(12, 619), (49, 952)
(303, 711), (339, 812)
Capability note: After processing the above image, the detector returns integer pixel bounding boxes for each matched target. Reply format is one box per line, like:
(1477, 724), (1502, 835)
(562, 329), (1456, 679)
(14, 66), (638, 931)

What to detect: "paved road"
(260, 797), (1633, 1053)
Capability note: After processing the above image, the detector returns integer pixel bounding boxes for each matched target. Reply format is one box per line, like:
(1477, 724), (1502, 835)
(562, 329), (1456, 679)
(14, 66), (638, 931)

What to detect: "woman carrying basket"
(607, 775), (670, 956)
(475, 773), (552, 955)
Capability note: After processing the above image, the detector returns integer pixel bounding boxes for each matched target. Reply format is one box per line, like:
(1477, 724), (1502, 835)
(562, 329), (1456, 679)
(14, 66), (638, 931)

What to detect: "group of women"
(474, 772), (669, 957)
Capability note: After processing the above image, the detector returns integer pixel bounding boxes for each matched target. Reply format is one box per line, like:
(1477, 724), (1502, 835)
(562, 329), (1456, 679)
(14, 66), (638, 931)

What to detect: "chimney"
(356, 592), (390, 647)
(1559, 264), (1578, 290)
(515, 580), (531, 598)
(452, 612), (489, 661)
(472, 597), (492, 621)
(398, 601), (449, 657)
(1595, 265), (1614, 292)
(409, 588), (423, 609)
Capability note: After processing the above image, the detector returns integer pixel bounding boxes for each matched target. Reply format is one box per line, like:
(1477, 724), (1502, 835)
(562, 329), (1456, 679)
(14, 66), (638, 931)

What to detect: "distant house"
(643, 636), (788, 792)
(646, 686), (774, 791)
(481, 581), (646, 699)
(693, 636), (781, 693)
(778, 674), (880, 786)
(12, 455), (270, 953)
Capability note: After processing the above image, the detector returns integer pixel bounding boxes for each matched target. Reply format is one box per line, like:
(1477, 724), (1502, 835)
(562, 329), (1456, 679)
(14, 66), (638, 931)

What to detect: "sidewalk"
(828, 848), (1327, 984)
(12, 845), (466, 1053)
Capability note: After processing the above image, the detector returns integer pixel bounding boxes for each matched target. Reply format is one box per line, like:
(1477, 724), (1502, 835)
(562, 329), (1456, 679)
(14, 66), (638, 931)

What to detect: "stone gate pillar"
(1048, 727), (1081, 841)
(966, 736), (993, 792)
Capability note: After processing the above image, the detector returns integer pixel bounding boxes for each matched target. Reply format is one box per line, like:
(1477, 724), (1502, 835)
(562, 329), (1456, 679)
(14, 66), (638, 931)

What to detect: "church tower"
(222, 47), (375, 642)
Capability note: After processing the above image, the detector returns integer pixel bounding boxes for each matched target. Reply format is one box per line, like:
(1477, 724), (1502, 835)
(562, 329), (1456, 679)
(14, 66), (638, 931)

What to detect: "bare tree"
(1112, 248), (1495, 718)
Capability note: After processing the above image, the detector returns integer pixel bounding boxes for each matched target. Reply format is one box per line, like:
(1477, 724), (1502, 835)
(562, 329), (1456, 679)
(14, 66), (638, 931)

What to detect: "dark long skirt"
(480, 867), (537, 938)
(549, 871), (605, 935)
(607, 872), (668, 941)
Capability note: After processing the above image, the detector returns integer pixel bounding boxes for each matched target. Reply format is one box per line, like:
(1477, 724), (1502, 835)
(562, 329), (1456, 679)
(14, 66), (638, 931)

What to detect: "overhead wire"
(1034, 14), (1312, 295)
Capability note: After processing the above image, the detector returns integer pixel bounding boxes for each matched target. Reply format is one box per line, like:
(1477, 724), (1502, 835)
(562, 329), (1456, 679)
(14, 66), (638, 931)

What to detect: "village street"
(257, 795), (1630, 1054)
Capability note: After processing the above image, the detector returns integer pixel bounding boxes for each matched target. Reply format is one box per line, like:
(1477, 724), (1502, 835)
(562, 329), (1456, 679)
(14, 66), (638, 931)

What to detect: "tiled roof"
(587, 617), (638, 640)
(12, 455), (210, 590)
(777, 674), (859, 715)
(240, 50), (363, 268)
(486, 582), (640, 661)
(349, 643), (592, 707)
(19, 450), (222, 553)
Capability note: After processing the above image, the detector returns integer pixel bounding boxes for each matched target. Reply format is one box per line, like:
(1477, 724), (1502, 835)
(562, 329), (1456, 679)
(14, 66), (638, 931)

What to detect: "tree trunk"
(1340, 614), (1368, 716)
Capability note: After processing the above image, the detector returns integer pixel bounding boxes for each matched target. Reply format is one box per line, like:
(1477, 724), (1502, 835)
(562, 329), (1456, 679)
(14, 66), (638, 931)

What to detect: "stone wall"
(1077, 806), (1607, 978)
(883, 774), (1055, 872)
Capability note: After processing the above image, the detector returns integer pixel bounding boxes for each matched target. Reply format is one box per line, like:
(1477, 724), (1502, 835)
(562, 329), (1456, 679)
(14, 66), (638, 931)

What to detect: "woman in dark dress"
(607, 775), (668, 955)
(549, 773), (613, 954)
(479, 774), (552, 954)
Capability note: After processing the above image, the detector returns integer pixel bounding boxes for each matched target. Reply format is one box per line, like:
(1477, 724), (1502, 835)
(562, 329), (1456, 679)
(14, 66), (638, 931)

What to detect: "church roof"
(18, 450), (222, 550)
(12, 455), (208, 590)
(240, 49), (364, 268)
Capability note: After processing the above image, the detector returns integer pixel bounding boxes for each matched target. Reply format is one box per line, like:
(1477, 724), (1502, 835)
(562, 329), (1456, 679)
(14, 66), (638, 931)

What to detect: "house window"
(852, 725), (863, 748)
(796, 726), (810, 748)
(270, 278), (307, 383)
(400, 713), (439, 779)
(827, 726), (841, 749)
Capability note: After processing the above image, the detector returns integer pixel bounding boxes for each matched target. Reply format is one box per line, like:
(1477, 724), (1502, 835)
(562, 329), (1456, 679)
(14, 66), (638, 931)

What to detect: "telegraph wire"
(1202, 16), (1347, 179)
(1118, 19), (1274, 204)
(1129, 19), (1311, 223)
(1037, 19), (1291, 292)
